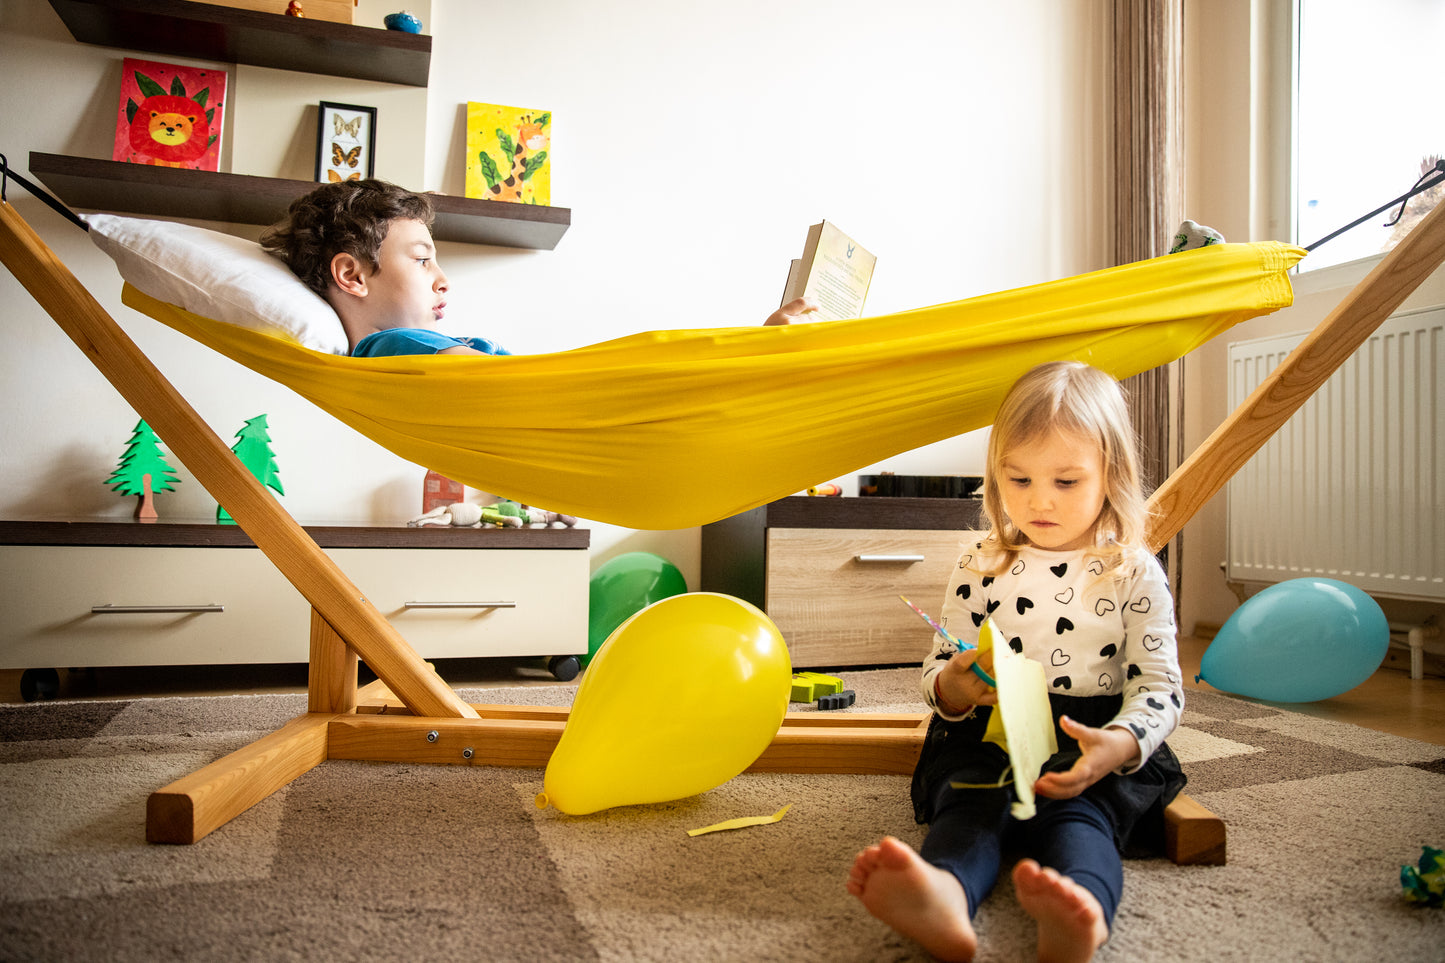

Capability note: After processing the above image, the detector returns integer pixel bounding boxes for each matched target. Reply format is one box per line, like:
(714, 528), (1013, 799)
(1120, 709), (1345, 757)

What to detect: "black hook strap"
(1383, 159), (1445, 227)
(0, 153), (90, 231)
(1305, 160), (1445, 252)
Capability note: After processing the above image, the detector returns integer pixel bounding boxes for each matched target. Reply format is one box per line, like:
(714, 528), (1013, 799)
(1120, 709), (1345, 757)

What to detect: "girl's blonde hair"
(976, 361), (1151, 579)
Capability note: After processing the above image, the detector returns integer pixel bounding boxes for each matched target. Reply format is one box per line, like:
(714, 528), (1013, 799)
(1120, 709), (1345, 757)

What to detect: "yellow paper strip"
(687, 804), (792, 837)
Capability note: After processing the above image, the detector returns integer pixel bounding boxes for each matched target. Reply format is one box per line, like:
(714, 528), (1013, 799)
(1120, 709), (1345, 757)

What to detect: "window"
(1294, 0), (1444, 270)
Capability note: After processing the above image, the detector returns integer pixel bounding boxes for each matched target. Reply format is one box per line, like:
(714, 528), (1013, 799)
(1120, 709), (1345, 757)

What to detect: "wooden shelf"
(0, 519), (590, 550)
(46, 0), (432, 87)
(29, 152), (573, 250)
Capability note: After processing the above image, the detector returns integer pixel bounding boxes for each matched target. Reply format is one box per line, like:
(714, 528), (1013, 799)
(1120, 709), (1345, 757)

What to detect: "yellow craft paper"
(122, 240), (1302, 530)
(979, 617), (1058, 820)
(688, 804), (792, 837)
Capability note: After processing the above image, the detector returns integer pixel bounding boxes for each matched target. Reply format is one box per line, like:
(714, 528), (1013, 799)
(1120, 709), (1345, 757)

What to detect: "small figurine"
(219, 414), (284, 525)
(1402, 845), (1445, 907)
(384, 10), (423, 32)
(286, 1), (304, 16)
(106, 418), (181, 521)
(790, 671), (844, 702)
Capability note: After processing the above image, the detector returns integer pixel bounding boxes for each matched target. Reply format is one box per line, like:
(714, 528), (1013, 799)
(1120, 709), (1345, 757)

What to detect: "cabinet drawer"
(334, 548), (587, 659)
(0, 545), (308, 667)
(765, 528), (966, 667)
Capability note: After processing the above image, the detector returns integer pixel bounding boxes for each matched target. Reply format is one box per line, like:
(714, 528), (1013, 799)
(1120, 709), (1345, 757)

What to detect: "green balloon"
(585, 552), (687, 667)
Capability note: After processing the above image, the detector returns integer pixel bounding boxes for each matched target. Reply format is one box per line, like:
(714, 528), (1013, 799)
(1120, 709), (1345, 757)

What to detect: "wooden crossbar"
(2, 195), (1441, 857)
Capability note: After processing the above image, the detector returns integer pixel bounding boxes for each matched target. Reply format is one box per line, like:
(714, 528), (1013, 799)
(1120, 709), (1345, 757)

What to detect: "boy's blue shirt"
(351, 328), (511, 357)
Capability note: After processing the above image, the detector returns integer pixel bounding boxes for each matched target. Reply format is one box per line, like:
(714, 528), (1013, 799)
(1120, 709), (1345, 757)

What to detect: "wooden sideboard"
(0, 520), (589, 698)
(701, 497), (984, 668)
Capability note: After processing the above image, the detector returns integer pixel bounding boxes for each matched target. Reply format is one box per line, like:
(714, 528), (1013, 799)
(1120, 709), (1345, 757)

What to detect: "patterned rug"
(1, 669), (1441, 961)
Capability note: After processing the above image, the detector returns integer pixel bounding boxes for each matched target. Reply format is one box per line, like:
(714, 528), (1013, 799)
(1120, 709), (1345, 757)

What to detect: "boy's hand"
(934, 648), (998, 714)
(764, 296), (820, 326)
(1033, 716), (1141, 799)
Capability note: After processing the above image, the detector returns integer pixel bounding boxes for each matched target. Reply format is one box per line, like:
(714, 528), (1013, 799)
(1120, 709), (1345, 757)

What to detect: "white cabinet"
(0, 521), (589, 671)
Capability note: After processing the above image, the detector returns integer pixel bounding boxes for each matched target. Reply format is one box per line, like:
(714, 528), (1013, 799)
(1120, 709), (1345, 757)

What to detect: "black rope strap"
(1304, 159), (1445, 253)
(0, 153), (90, 231)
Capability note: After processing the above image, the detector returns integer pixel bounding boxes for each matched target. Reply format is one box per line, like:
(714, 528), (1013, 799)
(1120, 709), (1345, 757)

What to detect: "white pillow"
(85, 213), (349, 355)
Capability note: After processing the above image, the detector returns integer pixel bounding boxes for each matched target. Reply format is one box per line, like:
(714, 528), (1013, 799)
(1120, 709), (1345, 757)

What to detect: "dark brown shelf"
(46, 0), (432, 87)
(29, 152), (572, 250)
(0, 519), (591, 550)
(744, 495), (984, 531)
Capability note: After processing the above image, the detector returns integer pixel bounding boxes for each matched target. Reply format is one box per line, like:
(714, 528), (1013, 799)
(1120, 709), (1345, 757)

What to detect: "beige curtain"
(1112, 0), (1184, 595)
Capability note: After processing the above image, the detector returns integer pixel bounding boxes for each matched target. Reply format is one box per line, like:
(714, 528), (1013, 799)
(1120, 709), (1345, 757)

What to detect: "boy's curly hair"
(260, 179), (435, 297)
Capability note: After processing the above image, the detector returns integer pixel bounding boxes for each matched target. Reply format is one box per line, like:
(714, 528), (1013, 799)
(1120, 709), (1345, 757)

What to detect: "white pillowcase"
(85, 213), (349, 355)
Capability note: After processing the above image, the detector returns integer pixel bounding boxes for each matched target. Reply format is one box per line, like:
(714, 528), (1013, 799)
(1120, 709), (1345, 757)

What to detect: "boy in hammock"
(261, 179), (816, 357)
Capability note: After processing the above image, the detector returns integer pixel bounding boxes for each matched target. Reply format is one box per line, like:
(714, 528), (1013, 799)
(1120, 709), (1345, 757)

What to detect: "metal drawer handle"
(91, 604), (225, 614)
(403, 601), (517, 610)
(855, 554), (925, 563)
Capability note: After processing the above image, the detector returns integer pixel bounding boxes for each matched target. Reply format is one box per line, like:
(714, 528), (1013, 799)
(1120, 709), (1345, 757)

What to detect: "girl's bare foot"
(1011, 858), (1108, 963)
(847, 836), (978, 962)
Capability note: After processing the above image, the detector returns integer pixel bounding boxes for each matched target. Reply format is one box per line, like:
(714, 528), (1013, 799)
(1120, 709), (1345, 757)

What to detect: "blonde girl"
(848, 361), (1186, 963)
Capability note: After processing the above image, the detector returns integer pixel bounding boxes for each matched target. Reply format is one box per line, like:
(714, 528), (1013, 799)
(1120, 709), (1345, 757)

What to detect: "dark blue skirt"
(910, 693), (1187, 856)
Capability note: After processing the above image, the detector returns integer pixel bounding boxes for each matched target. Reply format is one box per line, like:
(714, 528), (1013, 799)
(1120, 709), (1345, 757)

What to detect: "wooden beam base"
(148, 692), (1226, 865)
(146, 711), (331, 844)
(1164, 792), (1227, 866)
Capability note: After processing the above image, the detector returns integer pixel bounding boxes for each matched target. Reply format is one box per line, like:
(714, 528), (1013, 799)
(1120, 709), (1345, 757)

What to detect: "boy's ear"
(329, 252), (368, 298)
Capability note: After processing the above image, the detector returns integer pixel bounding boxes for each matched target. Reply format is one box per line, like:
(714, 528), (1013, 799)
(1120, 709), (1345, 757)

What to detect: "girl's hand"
(1033, 716), (1141, 800)
(935, 648), (998, 714)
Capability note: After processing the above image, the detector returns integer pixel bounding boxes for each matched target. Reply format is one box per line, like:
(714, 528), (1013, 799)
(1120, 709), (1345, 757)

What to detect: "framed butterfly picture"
(315, 101), (376, 183)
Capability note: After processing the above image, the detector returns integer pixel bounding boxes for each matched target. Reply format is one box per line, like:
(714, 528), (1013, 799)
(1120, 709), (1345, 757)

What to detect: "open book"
(781, 220), (877, 321)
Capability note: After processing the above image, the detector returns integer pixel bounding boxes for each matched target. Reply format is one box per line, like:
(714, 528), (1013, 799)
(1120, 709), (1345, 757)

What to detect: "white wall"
(0, 0), (1110, 586)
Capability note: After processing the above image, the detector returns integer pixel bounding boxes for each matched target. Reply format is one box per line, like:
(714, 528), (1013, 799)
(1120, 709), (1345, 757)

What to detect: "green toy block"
(790, 671), (844, 702)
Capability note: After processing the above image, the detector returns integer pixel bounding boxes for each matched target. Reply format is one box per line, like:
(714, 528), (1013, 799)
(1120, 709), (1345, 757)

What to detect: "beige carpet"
(2, 669), (1442, 961)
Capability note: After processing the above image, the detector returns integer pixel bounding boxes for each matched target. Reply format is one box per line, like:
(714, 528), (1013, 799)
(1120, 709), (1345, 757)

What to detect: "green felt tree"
(106, 419), (181, 520)
(218, 414), (285, 525)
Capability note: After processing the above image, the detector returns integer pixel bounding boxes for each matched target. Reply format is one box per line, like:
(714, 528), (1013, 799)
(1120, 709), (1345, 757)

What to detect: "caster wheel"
(548, 655), (581, 682)
(20, 668), (61, 702)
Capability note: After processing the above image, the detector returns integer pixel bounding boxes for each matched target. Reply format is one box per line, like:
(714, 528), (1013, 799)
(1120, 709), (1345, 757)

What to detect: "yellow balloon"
(537, 592), (792, 815)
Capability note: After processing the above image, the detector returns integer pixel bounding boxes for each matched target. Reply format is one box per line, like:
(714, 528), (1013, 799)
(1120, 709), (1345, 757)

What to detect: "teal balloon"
(585, 553), (687, 667)
(1199, 578), (1389, 702)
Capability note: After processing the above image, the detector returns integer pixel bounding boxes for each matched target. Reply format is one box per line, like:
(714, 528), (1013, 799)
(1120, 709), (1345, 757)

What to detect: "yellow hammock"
(122, 241), (1302, 530)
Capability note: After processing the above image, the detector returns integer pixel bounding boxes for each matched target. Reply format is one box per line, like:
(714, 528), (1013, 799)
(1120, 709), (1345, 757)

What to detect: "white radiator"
(1226, 305), (1445, 603)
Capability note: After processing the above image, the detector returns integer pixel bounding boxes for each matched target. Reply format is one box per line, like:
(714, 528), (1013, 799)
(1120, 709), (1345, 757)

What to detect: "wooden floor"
(1175, 633), (1445, 747)
(3, 636), (1442, 746)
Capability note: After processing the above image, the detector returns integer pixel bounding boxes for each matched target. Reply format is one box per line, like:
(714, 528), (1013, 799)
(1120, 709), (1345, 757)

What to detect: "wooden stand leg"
(308, 608), (358, 714)
(1164, 793), (1226, 865)
(0, 201), (476, 723)
(1147, 199), (1445, 550)
(146, 712), (331, 844)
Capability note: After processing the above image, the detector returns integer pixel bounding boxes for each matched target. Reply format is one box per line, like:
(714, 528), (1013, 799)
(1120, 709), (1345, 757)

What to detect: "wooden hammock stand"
(3, 197), (1442, 863)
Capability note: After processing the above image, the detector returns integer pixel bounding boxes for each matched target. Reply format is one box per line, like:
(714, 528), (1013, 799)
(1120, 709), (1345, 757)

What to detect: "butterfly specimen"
(332, 114), (362, 138)
(331, 143), (361, 168)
